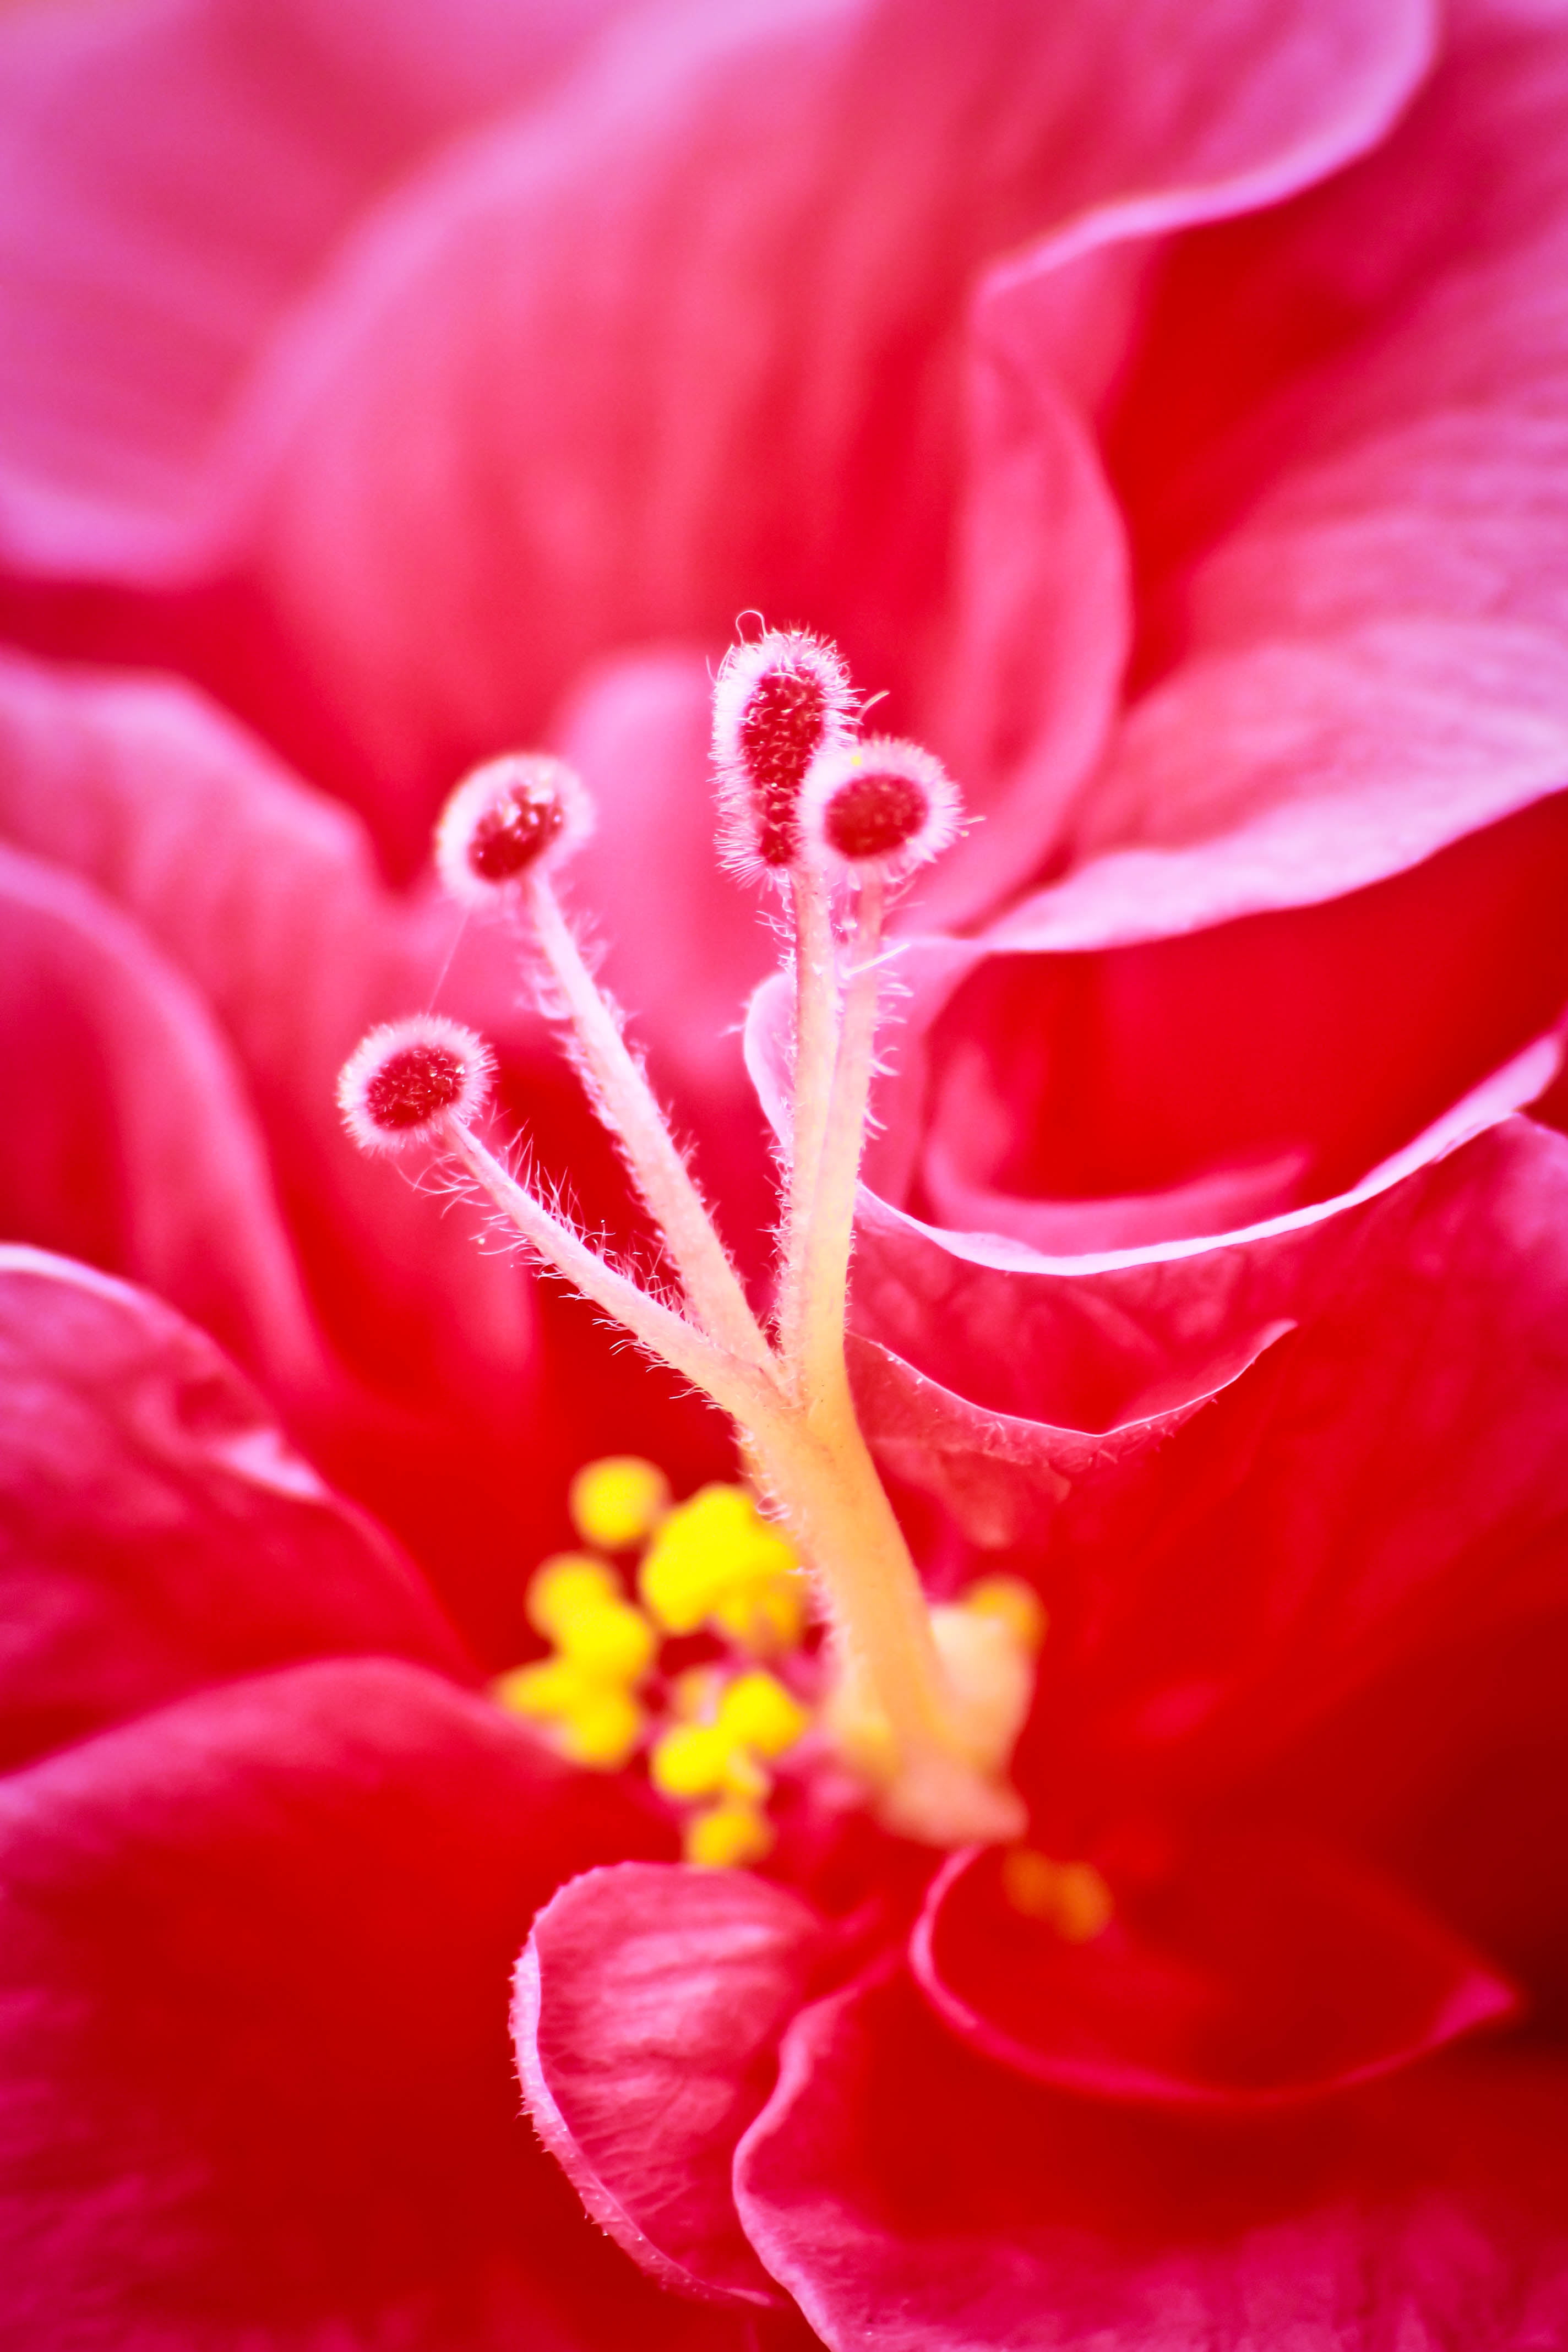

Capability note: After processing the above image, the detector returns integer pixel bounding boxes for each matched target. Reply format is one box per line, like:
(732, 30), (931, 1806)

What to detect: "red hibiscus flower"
(1, 0), (1566, 2346)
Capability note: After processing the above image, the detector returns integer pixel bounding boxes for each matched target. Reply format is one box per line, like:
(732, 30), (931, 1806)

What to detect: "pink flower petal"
(0, 647), (567, 1637)
(918, 0), (1435, 924)
(516, 1860), (822, 2307)
(0, 1245), (467, 1771)
(0, 645), (537, 1427)
(845, 1318), (1295, 1551)
(914, 1836), (1515, 2110)
(0, 0), (640, 576)
(996, 1121), (1568, 1807)
(736, 1966), (1568, 2351)
(996, 7), (1568, 946)
(0, 837), (325, 1391)
(0, 1656), (705, 2350)
(241, 0), (1433, 836)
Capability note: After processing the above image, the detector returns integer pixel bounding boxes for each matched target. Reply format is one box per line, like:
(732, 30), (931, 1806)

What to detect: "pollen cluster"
(493, 1457), (813, 1866)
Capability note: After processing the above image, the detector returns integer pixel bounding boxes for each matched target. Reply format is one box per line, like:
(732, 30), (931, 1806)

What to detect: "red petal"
(242, 0), (1432, 824)
(836, 1119), (1568, 1807)
(0, 1246), (467, 1772)
(517, 1860), (822, 2307)
(0, 0), (638, 577)
(0, 646), (537, 1428)
(0, 1656), (699, 2350)
(914, 1837), (1515, 2110)
(0, 839), (325, 1390)
(0, 647), (554, 1637)
(845, 1318), (1295, 1551)
(737, 1967), (1568, 2352)
(1005, 11), (1568, 947)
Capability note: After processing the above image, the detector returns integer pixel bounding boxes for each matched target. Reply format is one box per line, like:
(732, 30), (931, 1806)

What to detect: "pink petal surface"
(914, 1836), (1514, 2110)
(0, 645), (536, 1424)
(0, 1246), (466, 1772)
(516, 1861), (823, 2307)
(862, 784), (1568, 1261)
(0, 646), (571, 1642)
(845, 1318), (1296, 1551)
(990, 1120), (1568, 1811)
(984, 4), (1568, 944)
(0, 0), (641, 575)
(0, 839), (325, 1393)
(238, 0), (1430, 849)
(0, 1655), (722, 2352)
(736, 1966), (1568, 2352)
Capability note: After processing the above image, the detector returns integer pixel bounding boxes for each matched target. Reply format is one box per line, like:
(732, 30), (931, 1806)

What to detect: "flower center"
(340, 623), (1033, 1849)
(494, 1455), (1047, 1870)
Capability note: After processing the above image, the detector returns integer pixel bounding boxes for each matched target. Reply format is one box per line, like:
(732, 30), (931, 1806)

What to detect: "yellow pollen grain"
(526, 1553), (620, 1638)
(1001, 1847), (1113, 1943)
(491, 1659), (646, 1771)
(684, 1799), (775, 1869)
(491, 1658), (594, 1719)
(553, 1596), (657, 1682)
(711, 1572), (807, 1656)
(649, 1721), (734, 1802)
(569, 1455), (671, 1550)
(961, 1575), (1049, 1655)
(716, 1670), (810, 1759)
(638, 1482), (805, 1650)
(557, 1686), (646, 1771)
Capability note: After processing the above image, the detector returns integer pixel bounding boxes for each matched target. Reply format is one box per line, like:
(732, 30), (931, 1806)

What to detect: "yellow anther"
(492, 1657), (596, 1721)
(569, 1455), (671, 1550)
(684, 1799), (775, 1869)
(649, 1721), (734, 1801)
(526, 1553), (620, 1638)
(556, 1686), (646, 1771)
(492, 1659), (645, 1768)
(1001, 1848), (1113, 1942)
(553, 1596), (657, 1683)
(638, 1482), (805, 1647)
(716, 1670), (810, 1759)
(638, 1483), (755, 1631)
(710, 1570), (808, 1656)
(961, 1575), (1048, 1655)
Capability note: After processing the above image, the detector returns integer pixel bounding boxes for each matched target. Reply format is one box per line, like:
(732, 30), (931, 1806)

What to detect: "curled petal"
(516, 1860), (822, 2307)
(736, 1967), (1568, 2352)
(0, 1246), (467, 1773)
(913, 1836), (1516, 2110)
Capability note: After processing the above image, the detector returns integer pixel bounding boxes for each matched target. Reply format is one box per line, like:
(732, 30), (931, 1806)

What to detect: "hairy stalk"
(524, 873), (774, 1372)
(798, 875), (885, 1409)
(777, 867), (841, 1378)
(450, 1124), (771, 1425)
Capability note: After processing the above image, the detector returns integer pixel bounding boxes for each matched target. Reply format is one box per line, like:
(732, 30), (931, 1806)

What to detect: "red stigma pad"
(824, 771), (928, 862)
(364, 1043), (469, 1131)
(467, 781), (565, 880)
(741, 668), (830, 864)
